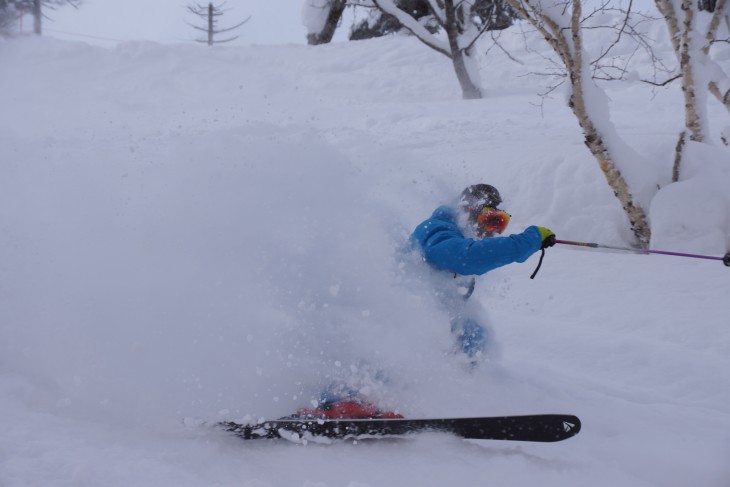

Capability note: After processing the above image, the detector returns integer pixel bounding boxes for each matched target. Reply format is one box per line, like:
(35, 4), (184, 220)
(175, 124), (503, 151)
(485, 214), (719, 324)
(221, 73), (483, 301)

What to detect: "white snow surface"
(1, 25), (730, 487)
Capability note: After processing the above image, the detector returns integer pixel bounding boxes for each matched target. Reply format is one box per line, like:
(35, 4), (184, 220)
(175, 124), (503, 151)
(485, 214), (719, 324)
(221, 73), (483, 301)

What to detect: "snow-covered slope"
(1, 27), (729, 487)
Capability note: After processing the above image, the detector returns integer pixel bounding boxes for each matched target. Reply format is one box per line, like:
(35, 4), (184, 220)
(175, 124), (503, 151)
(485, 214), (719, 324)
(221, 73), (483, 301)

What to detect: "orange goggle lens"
(476, 208), (510, 234)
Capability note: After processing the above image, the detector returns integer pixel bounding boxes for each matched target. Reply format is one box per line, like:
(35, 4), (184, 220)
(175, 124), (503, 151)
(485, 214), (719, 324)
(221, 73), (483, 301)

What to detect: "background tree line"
(304, 0), (519, 99)
(4, 0), (729, 249)
(304, 0), (517, 45)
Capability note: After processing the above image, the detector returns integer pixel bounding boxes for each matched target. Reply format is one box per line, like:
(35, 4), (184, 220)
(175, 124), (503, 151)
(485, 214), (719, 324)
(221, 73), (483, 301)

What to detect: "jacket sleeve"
(422, 226), (544, 276)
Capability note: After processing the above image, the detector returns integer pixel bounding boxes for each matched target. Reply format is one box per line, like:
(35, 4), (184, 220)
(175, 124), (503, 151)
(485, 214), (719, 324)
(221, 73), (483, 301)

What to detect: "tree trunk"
(708, 81), (730, 115)
(655, 0), (681, 53)
(450, 48), (483, 99)
(207, 3), (214, 46)
(444, 0), (482, 99)
(572, 2), (651, 245)
(678, 0), (705, 141)
(672, 131), (686, 182)
(32, 0), (41, 35)
(307, 0), (346, 45)
(657, 0), (706, 141)
(568, 56), (652, 246)
(703, 0), (730, 115)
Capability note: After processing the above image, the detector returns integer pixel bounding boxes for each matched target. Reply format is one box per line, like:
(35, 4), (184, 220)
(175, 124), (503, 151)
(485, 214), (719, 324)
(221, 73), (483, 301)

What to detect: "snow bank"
(650, 142), (730, 252)
(1, 25), (729, 487)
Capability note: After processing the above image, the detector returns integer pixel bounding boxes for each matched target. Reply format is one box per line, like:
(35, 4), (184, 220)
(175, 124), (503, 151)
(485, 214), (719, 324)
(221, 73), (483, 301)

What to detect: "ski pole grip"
(724, 252), (730, 267)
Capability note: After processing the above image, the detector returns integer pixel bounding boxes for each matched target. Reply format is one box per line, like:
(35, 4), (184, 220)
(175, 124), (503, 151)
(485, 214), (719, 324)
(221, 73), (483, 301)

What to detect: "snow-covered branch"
(371, 0), (451, 55)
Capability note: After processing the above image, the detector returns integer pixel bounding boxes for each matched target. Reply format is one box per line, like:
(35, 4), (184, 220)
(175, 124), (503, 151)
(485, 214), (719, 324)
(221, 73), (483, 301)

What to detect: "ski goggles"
(476, 207), (511, 235)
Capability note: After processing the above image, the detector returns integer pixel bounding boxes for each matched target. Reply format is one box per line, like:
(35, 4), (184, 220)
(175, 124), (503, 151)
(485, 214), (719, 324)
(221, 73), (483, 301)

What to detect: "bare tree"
(370, 0), (503, 99)
(187, 1), (250, 46)
(508, 0), (652, 245)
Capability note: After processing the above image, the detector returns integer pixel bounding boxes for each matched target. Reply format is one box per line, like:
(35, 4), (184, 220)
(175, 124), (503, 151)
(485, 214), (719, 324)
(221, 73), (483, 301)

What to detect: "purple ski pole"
(555, 239), (730, 267)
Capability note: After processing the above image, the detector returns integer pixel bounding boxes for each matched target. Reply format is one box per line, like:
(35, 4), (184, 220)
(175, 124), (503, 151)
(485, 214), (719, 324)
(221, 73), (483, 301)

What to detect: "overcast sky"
(43, 0), (315, 46)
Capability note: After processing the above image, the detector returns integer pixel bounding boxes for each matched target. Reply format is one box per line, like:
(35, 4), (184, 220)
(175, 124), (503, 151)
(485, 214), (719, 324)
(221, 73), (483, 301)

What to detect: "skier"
(282, 184), (555, 420)
(409, 184), (555, 363)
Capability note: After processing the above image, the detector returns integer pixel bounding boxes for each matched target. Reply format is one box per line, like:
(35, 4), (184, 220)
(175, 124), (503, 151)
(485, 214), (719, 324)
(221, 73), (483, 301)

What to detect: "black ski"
(219, 414), (581, 442)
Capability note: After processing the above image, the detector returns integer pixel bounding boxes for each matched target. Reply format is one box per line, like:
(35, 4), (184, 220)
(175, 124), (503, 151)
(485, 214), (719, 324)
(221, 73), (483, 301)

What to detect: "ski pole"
(555, 239), (730, 267)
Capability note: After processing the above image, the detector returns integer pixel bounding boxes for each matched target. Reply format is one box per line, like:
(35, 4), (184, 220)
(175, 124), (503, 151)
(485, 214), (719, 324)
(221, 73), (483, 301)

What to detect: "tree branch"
(640, 73), (682, 86)
(215, 15), (250, 33)
(703, 0), (728, 54)
(371, 0), (451, 56)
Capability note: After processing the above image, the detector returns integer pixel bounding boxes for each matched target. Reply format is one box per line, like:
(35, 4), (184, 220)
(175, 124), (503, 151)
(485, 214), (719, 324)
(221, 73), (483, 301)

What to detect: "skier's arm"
(422, 226), (543, 275)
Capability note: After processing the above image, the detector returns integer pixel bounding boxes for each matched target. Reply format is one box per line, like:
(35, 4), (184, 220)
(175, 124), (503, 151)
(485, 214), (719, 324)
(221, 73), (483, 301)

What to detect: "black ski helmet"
(461, 184), (502, 220)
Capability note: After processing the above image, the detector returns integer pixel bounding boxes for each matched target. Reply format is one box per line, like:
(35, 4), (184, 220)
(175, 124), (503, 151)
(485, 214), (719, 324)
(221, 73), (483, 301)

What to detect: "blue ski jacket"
(410, 206), (543, 276)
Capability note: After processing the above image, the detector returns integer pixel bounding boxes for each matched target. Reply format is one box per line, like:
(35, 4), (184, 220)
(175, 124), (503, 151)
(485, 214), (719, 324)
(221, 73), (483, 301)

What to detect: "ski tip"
(560, 415), (581, 439)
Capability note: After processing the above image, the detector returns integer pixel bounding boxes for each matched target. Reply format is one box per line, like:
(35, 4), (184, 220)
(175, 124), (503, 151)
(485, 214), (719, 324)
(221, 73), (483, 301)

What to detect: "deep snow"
(1, 17), (730, 487)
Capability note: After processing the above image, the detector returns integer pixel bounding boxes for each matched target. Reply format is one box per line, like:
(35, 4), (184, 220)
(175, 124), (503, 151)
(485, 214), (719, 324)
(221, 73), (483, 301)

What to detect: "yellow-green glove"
(536, 226), (556, 249)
